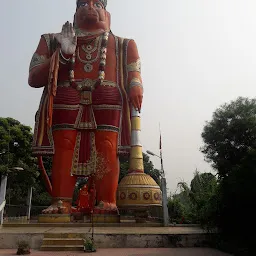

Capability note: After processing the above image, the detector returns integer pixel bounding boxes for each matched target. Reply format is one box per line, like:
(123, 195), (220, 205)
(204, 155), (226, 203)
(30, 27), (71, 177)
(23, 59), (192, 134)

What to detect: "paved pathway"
(0, 226), (204, 234)
(0, 248), (231, 256)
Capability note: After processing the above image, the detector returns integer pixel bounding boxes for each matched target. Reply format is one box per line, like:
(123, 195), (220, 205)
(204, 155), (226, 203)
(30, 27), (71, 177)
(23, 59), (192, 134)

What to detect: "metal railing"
(2, 204), (46, 223)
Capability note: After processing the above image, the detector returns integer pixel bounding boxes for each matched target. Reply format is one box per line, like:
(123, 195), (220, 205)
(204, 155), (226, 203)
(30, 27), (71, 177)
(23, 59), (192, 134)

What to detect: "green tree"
(189, 171), (218, 229)
(168, 195), (185, 223)
(0, 118), (34, 172)
(175, 180), (195, 222)
(169, 171), (218, 227)
(0, 117), (38, 204)
(0, 117), (51, 207)
(201, 97), (256, 254)
(201, 97), (256, 178)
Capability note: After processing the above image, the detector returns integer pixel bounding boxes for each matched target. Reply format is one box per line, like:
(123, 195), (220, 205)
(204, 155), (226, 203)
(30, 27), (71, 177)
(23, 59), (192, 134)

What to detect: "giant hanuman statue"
(28, 0), (161, 218)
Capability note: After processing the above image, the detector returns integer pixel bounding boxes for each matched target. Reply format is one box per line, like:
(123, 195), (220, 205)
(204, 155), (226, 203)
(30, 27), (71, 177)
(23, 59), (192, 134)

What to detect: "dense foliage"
(0, 118), (40, 205)
(168, 97), (256, 255)
(201, 97), (256, 254)
(168, 171), (218, 228)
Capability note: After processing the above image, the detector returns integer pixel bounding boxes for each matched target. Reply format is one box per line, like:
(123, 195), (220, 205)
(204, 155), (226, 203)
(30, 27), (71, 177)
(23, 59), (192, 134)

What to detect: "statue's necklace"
(82, 37), (100, 55)
(77, 36), (102, 73)
(69, 31), (110, 88)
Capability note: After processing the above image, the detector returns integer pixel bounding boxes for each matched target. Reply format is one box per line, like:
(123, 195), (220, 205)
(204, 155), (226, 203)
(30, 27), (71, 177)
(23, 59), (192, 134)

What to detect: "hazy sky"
(1, 0), (256, 193)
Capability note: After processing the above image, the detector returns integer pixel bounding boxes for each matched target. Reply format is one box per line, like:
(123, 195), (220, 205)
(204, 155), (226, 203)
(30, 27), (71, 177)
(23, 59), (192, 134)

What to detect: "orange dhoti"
(51, 129), (119, 207)
(48, 80), (122, 211)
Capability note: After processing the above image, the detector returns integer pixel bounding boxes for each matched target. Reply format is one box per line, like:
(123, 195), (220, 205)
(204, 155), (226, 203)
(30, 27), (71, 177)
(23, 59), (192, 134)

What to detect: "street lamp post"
(146, 150), (169, 227)
(0, 175), (7, 225)
(0, 151), (7, 225)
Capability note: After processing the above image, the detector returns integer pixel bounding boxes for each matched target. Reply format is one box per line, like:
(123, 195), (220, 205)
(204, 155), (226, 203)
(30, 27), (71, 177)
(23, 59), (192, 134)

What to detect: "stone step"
(41, 245), (84, 251)
(44, 233), (84, 239)
(42, 238), (84, 246)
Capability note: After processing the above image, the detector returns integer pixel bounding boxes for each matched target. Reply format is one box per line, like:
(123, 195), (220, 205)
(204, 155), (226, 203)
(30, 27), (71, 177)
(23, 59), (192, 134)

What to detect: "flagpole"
(159, 124), (165, 179)
(159, 124), (169, 227)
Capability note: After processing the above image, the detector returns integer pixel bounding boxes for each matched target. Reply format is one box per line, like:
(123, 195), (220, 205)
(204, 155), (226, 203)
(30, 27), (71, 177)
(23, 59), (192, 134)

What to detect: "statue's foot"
(42, 204), (59, 214)
(109, 203), (118, 212)
(94, 201), (119, 214)
(42, 200), (71, 214)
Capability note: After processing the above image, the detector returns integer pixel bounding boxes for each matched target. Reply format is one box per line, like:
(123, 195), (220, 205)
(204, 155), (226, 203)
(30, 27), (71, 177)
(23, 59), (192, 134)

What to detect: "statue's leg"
(94, 131), (119, 212)
(42, 130), (77, 214)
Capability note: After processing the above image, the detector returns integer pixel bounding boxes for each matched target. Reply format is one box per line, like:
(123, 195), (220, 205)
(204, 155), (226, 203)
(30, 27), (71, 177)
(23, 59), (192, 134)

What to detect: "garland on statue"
(65, 31), (110, 90)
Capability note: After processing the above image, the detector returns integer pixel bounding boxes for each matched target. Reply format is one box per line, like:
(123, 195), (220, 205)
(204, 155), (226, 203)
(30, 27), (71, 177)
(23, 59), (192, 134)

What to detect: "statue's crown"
(76, 0), (107, 9)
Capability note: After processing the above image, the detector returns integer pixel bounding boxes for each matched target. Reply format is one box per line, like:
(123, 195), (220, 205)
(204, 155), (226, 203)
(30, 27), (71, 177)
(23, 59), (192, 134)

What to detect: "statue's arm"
(127, 40), (143, 112)
(28, 35), (52, 88)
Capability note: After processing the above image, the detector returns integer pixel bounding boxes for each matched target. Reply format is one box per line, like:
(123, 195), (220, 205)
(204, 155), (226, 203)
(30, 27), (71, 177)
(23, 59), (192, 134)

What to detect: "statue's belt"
(57, 80), (117, 92)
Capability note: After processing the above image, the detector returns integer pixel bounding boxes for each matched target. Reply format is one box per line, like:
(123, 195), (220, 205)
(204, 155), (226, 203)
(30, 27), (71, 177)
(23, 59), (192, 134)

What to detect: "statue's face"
(75, 0), (109, 30)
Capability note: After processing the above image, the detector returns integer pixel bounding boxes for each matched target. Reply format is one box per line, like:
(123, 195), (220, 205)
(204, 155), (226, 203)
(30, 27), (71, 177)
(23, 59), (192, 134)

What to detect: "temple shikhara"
(28, 0), (162, 223)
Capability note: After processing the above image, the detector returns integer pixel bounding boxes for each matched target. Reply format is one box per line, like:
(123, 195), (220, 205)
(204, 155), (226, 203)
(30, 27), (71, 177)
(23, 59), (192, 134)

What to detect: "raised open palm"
(55, 21), (77, 55)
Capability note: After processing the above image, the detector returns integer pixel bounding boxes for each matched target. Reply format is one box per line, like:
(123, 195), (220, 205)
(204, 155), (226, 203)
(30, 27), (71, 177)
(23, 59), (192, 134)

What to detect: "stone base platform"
(38, 214), (71, 223)
(38, 214), (120, 224)
(0, 225), (211, 250)
(82, 214), (121, 224)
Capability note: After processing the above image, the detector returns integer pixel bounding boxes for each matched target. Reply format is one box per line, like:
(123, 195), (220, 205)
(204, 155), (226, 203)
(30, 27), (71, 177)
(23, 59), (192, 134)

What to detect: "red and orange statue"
(28, 0), (144, 216)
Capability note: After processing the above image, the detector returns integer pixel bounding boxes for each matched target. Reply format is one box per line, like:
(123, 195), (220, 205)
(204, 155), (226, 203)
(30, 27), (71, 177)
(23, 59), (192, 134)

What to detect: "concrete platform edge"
(0, 227), (212, 249)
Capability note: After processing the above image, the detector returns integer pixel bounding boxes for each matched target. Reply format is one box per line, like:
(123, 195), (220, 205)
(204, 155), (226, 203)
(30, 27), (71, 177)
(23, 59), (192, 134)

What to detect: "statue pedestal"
(90, 214), (120, 223)
(38, 214), (120, 224)
(134, 209), (149, 223)
(38, 214), (71, 223)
